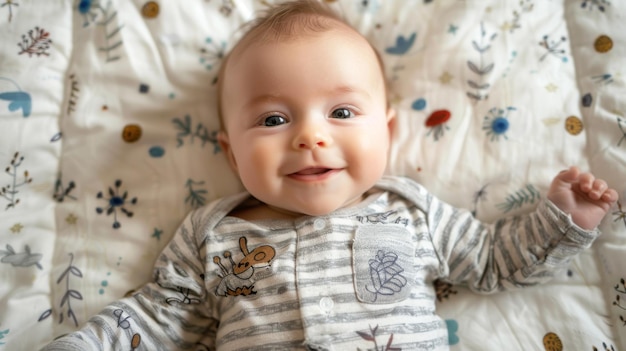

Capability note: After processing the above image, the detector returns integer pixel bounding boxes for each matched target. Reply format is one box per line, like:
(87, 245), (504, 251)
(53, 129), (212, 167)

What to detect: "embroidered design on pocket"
(354, 225), (414, 304)
(365, 250), (408, 302)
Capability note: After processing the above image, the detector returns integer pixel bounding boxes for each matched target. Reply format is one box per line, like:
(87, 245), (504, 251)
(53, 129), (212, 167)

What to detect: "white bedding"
(0, 0), (624, 350)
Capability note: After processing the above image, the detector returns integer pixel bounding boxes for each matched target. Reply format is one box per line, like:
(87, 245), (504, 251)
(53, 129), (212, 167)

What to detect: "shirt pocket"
(353, 224), (415, 304)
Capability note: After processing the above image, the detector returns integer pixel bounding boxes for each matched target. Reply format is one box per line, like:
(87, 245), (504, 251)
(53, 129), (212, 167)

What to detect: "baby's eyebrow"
(243, 86), (371, 110)
(329, 85), (371, 99)
(243, 94), (283, 109)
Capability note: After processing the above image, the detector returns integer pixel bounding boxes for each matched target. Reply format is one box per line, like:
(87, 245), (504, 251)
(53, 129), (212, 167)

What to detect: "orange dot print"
(565, 116), (583, 135)
(122, 124), (142, 143)
(142, 1), (159, 18)
(543, 332), (563, 351)
(594, 35), (613, 53)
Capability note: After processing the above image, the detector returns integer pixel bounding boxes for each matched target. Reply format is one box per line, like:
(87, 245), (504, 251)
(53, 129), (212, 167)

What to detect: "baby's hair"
(239, 0), (347, 43)
(216, 0), (389, 131)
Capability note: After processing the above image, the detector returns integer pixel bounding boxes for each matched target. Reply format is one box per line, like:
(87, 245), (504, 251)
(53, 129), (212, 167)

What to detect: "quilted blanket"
(0, 0), (624, 350)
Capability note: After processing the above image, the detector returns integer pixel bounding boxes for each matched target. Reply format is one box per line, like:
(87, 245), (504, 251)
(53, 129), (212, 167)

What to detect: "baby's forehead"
(224, 25), (385, 96)
(221, 18), (382, 86)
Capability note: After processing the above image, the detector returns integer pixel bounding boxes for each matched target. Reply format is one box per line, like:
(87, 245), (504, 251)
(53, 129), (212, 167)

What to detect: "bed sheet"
(0, 0), (624, 350)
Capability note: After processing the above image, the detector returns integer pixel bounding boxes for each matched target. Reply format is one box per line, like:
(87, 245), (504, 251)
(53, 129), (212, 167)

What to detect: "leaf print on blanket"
(1, 0), (18, 22)
(617, 116), (626, 147)
(501, 0), (534, 33)
(496, 184), (540, 213)
(17, 27), (52, 57)
(185, 179), (208, 209)
(467, 22), (497, 101)
(1, 152), (33, 210)
(38, 253), (83, 327)
(366, 250), (408, 302)
(592, 342), (617, 351)
(77, 0), (124, 62)
(614, 278), (626, 328)
(613, 201), (626, 228)
(53, 174), (76, 202)
(172, 115), (220, 152)
(0, 327), (8, 346)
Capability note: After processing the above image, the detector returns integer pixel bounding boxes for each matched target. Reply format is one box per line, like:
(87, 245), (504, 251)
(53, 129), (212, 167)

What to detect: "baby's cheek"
(352, 136), (389, 175)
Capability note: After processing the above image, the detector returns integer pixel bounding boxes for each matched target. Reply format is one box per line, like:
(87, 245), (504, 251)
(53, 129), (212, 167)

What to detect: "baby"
(43, 1), (617, 350)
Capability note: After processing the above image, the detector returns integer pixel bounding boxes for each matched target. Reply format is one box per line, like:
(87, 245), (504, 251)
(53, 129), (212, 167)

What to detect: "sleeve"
(40, 208), (220, 351)
(419, 183), (600, 294)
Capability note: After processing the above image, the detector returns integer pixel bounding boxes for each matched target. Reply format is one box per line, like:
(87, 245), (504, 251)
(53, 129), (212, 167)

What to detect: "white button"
(313, 219), (325, 230)
(319, 296), (334, 313)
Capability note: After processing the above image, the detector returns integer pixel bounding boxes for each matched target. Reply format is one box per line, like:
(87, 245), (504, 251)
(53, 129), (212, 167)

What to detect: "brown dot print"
(565, 116), (583, 135)
(122, 124), (142, 143)
(131, 333), (141, 349)
(543, 332), (563, 351)
(142, 1), (159, 18)
(594, 35), (613, 53)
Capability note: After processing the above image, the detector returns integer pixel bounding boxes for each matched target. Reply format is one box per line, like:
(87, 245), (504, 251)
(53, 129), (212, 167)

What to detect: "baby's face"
(219, 24), (394, 216)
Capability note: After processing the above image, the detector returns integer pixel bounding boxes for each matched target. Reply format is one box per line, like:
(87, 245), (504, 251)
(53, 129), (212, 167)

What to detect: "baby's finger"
(554, 166), (579, 185)
(578, 172), (595, 192)
(601, 188), (619, 203)
(589, 179), (608, 200)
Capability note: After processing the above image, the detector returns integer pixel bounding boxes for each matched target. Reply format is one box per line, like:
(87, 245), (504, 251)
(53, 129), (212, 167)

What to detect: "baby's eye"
(263, 115), (287, 127)
(330, 108), (354, 119)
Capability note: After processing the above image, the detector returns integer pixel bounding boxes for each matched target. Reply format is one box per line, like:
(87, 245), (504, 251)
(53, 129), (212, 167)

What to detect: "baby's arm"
(396, 171), (616, 293)
(547, 166), (618, 230)
(41, 209), (219, 351)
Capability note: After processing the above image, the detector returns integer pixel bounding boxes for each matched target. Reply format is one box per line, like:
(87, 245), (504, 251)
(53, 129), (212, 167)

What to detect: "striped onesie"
(42, 176), (598, 351)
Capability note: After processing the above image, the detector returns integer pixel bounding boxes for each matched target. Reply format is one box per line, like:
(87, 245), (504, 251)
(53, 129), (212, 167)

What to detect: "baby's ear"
(217, 131), (238, 172)
(386, 107), (396, 122)
(386, 108), (397, 138)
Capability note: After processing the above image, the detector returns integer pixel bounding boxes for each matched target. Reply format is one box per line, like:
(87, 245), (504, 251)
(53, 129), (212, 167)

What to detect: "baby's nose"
(292, 121), (332, 150)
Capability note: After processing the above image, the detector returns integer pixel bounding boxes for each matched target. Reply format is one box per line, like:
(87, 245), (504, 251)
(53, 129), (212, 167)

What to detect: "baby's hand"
(547, 166), (618, 230)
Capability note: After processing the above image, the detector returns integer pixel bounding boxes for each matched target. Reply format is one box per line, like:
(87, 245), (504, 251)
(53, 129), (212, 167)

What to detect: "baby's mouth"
(292, 168), (332, 176)
(288, 167), (339, 180)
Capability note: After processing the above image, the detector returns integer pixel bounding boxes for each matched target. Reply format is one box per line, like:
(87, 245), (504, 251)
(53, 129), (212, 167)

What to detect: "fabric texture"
(0, 1), (624, 350)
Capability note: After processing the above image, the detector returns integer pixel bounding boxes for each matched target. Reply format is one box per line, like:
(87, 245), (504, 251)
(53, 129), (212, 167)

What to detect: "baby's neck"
(230, 202), (300, 221)
(229, 190), (377, 222)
